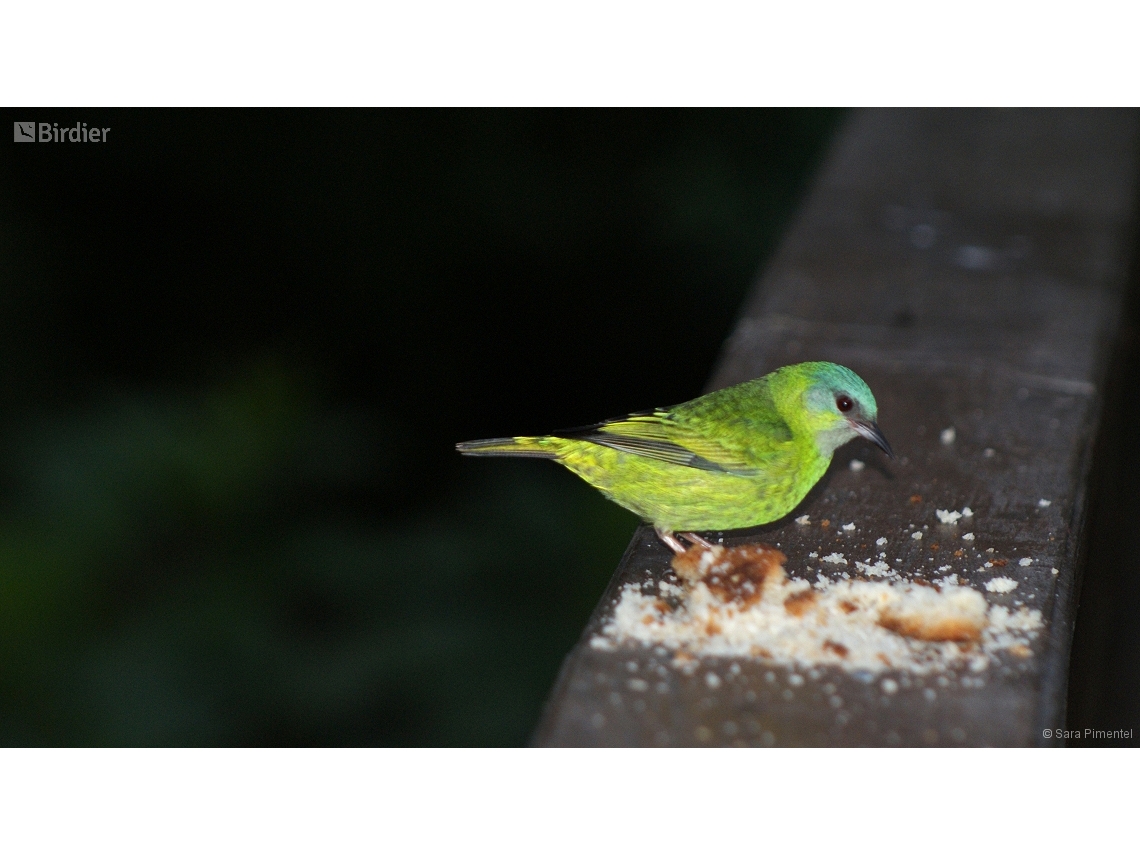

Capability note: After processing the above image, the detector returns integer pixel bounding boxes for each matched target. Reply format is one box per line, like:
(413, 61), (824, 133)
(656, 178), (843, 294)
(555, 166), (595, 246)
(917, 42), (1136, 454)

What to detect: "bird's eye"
(836, 394), (854, 413)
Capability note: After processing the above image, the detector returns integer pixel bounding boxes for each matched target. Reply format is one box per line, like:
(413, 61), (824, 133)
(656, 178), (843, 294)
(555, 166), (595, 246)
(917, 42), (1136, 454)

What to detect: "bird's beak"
(850, 419), (894, 459)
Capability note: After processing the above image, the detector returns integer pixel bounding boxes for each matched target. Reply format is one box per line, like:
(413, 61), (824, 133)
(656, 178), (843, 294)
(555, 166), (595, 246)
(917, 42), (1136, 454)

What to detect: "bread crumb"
(795, 514), (811, 525)
(940, 427), (956, 445)
(878, 586), (987, 642)
(597, 545), (1043, 675)
(876, 537), (888, 546)
(962, 532), (975, 541)
(823, 640), (848, 658)
(1019, 557), (1033, 566)
(822, 552), (848, 565)
(784, 589), (817, 616)
(856, 559), (894, 577)
(936, 509), (962, 524)
(1051, 568), (1059, 576)
(671, 543), (785, 606)
(985, 577), (1018, 593)
(881, 679), (898, 694)
(1038, 499), (1051, 508)
(962, 507), (974, 517)
(705, 672), (721, 689)
(911, 531), (923, 540)
(842, 523), (855, 531)
(849, 459), (865, 472)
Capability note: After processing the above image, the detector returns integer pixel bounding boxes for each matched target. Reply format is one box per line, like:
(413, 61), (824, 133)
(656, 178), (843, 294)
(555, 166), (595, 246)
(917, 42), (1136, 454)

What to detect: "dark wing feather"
(552, 409), (762, 475)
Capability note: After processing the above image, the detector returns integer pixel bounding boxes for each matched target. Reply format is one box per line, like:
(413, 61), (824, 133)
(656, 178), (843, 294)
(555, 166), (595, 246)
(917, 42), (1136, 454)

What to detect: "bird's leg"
(679, 532), (715, 549)
(654, 526), (689, 555)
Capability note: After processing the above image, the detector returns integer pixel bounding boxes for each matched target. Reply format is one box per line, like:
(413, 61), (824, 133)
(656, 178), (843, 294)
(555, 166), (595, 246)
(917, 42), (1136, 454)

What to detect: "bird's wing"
(553, 407), (788, 476)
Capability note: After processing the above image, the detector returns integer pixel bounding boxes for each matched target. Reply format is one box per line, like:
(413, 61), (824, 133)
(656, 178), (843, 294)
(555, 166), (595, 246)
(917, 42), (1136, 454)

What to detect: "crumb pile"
(594, 544), (1042, 674)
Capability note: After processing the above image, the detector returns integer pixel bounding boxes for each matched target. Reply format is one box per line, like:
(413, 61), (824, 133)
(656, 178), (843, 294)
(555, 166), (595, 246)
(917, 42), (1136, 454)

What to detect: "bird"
(456, 361), (892, 554)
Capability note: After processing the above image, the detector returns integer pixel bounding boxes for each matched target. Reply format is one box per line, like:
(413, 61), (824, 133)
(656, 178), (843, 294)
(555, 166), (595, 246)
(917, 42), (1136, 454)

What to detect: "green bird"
(456, 361), (891, 553)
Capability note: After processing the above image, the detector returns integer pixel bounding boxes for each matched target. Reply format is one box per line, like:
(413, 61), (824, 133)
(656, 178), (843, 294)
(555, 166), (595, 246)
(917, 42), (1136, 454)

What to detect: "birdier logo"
(13, 121), (110, 142)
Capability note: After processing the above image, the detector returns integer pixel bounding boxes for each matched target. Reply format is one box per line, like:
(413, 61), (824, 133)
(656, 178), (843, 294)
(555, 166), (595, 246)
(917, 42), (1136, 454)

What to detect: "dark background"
(0, 109), (842, 745)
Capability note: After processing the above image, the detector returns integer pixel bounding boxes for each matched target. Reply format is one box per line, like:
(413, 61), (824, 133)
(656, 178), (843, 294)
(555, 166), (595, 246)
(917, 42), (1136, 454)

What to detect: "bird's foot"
(679, 532), (715, 549)
(654, 527), (717, 555)
(653, 526), (690, 555)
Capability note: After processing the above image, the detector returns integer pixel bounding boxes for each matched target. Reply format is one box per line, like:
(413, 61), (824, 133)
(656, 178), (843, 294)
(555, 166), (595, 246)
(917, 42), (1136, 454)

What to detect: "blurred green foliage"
(0, 110), (841, 744)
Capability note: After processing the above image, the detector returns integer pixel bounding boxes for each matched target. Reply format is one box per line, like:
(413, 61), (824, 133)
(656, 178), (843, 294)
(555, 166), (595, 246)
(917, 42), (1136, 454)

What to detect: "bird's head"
(793, 362), (893, 459)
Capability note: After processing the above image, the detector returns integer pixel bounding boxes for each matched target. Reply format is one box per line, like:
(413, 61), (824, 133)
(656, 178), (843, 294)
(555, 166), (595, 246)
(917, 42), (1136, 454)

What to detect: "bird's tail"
(455, 436), (558, 459)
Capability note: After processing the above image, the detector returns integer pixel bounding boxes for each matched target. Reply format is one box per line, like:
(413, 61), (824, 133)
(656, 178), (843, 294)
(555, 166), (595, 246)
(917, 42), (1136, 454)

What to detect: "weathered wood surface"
(532, 109), (1139, 747)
